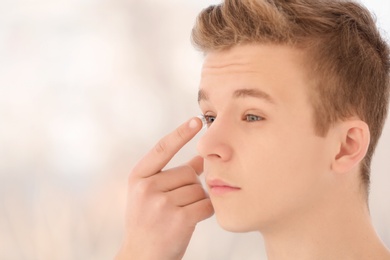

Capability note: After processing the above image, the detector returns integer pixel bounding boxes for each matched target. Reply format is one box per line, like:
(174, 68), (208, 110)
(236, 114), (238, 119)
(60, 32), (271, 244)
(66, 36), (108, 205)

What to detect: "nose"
(197, 117), (233, 162)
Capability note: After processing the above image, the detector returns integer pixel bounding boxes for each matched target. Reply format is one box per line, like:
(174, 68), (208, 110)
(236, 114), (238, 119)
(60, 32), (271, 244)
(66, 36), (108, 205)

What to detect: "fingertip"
(189, 118), (199, 129)
(189, 116), (204, 132)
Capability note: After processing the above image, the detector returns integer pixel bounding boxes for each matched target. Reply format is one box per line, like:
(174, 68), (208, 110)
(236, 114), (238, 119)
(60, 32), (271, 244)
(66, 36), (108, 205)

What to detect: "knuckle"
(154, 140), (167, 155)
(154, 194), (170, 210)
(133, 179), (154, 197)
(128, 163), (145, 181)
(195, 185), (207, 197)
(181, 165), (198, 181)
(182, 164), (195, 174)
(128, 167), (140, 184)
(175, 127), (187, 142)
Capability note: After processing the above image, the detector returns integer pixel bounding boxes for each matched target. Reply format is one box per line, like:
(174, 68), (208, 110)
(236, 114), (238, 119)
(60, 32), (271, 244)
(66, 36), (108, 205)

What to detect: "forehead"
(199, 44), (312, 105)
(202, 44), (309, 74)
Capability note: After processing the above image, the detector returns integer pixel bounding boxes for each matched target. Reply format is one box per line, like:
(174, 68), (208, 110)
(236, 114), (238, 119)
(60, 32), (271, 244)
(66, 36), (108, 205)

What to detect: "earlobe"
(331, 120), (370, 174)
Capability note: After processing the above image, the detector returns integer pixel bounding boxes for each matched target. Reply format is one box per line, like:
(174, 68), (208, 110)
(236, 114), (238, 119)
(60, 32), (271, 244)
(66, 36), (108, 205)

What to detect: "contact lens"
(197, 114), (207, 129)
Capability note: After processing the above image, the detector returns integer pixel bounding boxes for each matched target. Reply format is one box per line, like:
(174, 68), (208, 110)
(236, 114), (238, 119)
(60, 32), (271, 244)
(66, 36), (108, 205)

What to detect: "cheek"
(231, 138), (330, 231)
(240, 132), (330, 203)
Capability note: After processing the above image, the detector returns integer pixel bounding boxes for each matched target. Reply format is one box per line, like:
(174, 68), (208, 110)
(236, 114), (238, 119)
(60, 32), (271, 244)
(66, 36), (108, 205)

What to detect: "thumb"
(187, 156), (204, 176)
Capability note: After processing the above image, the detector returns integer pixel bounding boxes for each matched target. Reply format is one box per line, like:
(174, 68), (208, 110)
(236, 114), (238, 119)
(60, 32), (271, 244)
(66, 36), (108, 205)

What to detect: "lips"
(206, 179), (241, 195)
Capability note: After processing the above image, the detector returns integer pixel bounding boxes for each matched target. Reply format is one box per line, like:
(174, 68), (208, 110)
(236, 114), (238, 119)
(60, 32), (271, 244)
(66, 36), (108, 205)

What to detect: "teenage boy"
(116, 0), (390, 259)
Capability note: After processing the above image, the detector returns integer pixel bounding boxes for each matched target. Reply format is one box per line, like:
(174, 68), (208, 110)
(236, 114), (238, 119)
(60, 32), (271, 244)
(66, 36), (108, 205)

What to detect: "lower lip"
(209, 186), (241, 195)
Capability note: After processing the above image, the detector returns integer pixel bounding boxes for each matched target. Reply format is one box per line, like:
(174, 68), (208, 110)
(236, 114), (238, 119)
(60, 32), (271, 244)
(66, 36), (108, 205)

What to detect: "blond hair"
(192, 0), (390, 190)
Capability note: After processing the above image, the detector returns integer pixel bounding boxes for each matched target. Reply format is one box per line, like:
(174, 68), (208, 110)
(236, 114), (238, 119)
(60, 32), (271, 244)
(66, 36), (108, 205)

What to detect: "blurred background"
(0, 0), (389, 259)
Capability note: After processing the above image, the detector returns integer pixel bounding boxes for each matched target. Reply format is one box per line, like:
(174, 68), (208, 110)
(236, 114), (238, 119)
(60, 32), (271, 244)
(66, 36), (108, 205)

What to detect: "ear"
(331, 120), (370, 174)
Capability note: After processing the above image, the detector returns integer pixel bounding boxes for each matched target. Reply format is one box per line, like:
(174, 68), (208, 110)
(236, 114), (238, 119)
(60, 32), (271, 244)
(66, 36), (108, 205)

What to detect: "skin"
(115, 117), (214, 260)
(197, 44), (390, 259)
(116, 44), (390, 259)
(198, 44), (340, 233)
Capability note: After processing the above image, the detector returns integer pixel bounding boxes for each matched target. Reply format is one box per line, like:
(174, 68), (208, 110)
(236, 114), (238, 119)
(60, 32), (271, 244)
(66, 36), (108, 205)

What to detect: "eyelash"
(201, 114), (264, 126)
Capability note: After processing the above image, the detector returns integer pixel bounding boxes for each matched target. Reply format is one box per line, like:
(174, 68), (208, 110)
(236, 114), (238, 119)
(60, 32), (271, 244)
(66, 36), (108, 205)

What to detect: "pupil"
(248, 115), (256, 121)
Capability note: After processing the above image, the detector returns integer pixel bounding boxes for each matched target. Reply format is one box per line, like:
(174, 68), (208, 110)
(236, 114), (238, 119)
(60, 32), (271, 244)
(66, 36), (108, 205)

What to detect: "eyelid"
(197, 110), (265, 127)
(244, 108), (267, 119)
(244, 113), (265, 122)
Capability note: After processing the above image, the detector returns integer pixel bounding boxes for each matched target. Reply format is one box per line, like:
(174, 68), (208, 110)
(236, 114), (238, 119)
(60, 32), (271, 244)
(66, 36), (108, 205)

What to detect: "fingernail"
(189, 118), (198, 129)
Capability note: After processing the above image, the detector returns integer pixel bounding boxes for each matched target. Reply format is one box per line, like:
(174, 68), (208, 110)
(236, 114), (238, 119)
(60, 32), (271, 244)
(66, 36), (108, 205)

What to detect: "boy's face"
(197, 44), (336, 232)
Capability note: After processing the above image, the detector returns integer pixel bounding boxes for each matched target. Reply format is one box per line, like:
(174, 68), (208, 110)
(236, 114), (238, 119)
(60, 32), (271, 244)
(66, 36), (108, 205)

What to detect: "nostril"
(208, 153), (222, 159)
(198, 137), (232, 162)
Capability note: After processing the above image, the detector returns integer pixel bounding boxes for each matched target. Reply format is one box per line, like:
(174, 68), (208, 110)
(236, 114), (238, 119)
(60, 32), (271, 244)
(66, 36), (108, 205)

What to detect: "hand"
(115, 117), (214, 260)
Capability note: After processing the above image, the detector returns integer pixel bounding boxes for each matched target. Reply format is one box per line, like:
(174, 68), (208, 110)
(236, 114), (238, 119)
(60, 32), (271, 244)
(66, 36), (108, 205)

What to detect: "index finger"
(132, 117), (203, 178)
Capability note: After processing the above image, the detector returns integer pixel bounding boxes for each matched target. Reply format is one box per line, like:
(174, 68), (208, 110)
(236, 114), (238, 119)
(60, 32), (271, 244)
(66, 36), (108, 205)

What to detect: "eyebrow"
(198, 88), (275, 104)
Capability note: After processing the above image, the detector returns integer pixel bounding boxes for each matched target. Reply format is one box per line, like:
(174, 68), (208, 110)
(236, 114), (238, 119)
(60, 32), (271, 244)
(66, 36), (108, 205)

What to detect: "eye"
(203, 114), (216, 126)
(244, 114), (264, 122)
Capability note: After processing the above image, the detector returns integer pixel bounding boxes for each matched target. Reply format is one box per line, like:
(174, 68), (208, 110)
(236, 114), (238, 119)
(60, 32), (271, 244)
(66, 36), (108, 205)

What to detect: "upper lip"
(206, 178), (240, 189)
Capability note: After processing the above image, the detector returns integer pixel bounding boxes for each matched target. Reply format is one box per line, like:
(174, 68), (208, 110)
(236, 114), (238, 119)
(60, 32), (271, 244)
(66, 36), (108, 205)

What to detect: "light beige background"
(0, 0), (389, 259)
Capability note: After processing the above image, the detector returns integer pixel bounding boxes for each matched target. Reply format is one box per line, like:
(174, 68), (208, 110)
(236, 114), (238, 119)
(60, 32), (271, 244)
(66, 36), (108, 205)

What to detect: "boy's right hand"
(115, 117), (214, 260)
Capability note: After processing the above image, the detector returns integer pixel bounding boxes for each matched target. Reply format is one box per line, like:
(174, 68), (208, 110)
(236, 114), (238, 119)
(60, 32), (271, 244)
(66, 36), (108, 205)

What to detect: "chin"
(215, 212), (257, 233)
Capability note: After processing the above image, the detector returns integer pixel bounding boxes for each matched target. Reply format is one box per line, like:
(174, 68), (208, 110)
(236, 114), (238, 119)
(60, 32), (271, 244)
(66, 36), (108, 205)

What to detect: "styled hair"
(191, 0), (390, 191)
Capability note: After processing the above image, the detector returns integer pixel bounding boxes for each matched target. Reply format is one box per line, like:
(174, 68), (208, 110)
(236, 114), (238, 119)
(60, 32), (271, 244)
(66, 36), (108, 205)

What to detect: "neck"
(261, 190), (390, 260)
